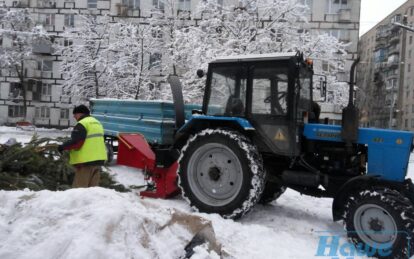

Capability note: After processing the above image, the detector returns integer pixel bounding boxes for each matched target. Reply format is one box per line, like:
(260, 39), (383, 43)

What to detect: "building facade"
(0, 0), (360, 128)
(358, 0), (414, 130)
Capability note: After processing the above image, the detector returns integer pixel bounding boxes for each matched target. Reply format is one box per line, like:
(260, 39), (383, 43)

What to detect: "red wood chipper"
(117, 133), (180, 198)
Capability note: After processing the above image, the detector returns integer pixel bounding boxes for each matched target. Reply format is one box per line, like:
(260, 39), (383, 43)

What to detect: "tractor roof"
(211, 52), (298, 63)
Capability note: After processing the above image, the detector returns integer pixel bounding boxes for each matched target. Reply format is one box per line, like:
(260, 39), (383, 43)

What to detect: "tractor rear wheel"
(344, 188), (414, 258)
(179, 129), (265, 219)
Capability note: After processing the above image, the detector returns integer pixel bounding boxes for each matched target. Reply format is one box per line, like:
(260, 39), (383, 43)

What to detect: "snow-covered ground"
(0, 127), (412, 259)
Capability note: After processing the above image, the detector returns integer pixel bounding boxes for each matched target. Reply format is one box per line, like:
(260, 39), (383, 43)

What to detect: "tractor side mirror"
(313, 75), (327, 102)
(321, 80), (327, 102)
(196, 69), (205, 78)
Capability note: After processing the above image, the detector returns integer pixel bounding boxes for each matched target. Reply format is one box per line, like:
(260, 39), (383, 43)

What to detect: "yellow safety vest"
(69, 116), (107, 165)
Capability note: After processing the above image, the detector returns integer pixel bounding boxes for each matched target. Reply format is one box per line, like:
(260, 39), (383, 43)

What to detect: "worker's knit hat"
(73, 105), (90, 115)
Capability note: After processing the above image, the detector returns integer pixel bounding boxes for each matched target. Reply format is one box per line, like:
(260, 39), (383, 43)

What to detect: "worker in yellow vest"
(58, 105), (107, 188)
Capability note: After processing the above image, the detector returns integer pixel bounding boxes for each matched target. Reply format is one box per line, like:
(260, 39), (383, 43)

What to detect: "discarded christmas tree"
(0, 135), (128, 192)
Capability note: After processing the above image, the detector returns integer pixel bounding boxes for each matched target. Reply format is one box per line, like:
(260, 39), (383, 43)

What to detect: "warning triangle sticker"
(274, 129), (286, 141)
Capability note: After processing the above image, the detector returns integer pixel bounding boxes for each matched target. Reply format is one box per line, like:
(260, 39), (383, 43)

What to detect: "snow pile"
(0, 188), (219, 259)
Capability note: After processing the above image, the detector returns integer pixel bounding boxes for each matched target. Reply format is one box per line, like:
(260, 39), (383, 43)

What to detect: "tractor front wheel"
(344, 188), (414, 258)
(179, 129), (265, 219)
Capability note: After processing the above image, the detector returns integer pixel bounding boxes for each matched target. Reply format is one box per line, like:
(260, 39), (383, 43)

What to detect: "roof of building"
(211, 52), (298, 63)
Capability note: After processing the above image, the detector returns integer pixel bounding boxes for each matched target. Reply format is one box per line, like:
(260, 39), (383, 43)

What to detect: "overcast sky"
(360, 0), (407, 36)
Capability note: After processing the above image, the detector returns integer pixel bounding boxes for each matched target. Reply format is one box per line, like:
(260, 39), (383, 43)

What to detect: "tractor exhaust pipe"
(341, 58), (360, 144)
(168, 75), (185, 130)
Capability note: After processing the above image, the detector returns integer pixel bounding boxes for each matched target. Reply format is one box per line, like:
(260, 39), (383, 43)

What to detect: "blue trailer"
(90, 99), (201, 146)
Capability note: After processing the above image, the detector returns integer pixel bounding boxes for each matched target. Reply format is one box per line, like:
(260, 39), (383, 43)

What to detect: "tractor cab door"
(248, 64), (296, 156)
(248, 61), (313, 156)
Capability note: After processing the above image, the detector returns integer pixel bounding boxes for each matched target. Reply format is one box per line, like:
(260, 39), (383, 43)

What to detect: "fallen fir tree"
(0, 135), (128, 192)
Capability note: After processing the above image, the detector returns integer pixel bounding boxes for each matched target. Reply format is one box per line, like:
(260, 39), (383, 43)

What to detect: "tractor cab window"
(207, 66), (247, 116)
(252, 67), (288, 115)
(297, 68), (312, 120)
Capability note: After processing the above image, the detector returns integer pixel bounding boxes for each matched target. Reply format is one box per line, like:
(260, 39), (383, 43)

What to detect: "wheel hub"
(208, 167), (221, 181)
(369, 218), (384, 232)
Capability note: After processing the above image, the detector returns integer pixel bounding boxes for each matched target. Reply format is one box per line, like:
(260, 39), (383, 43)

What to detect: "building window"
(9, 82), (22, 98)
(410, 36), (413, 45)
(63, 39), (73, 46)
(411, 119), (414, 128)
(38, 60), (53, 71)
(178, 0), (191, 11)
(122, 0), (140, 9)
(41, 83), (52, 96)
(8, 105), (25, 118)
(35, 106), (50, 118)
(326, 0), (348, 14)
(409, 50), (412, 59)
(409, 64), (411, 73)
(64, 14), (75, 27)
(411, 104), (414, 113)
(88, 0), (97, 8)
(405, 119), (408, 128)
(40, 13), (55, 26)
(149, 53), (162, 69)
(153, 0), (164, 10)
(151, 28), (163, 39)
(60, 108), (69, 119)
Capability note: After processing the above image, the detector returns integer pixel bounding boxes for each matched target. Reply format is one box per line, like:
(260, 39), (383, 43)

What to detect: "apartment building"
(0, 0), (360, 127)
(358, 0), (414, 130)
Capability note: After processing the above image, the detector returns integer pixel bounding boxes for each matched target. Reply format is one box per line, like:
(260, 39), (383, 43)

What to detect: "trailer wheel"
(344, 188), (414, 258)
(179, 129), (265, 219)
(259, 181), (286, 204)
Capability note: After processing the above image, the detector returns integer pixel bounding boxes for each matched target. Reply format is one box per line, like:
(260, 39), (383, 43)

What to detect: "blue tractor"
(168, 52), (414, 258)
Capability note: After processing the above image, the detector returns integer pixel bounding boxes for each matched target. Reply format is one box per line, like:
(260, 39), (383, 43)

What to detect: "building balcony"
(387, 60), (400, 69)
(25, 70), (54, 79)
(36, 0), (56, 8)
(32, 42), (53, 54)
(389, 33), (400, 44)
(374, 62), (387, 72)
(388, 45), (400, 56)
(12, 0), (29, 8)
(115, 4), (140, 17)
(338, 9), (351, 22)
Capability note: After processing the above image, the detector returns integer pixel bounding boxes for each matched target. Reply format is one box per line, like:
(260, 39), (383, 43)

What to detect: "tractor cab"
(201, 52), (314, 156)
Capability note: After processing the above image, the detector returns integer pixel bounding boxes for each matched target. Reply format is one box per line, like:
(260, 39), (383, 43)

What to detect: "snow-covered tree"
(55, 14), (112, 100)
(108, 22), (163, 100)
(0, 7), (48, 117)
(173, 0), (348, 102)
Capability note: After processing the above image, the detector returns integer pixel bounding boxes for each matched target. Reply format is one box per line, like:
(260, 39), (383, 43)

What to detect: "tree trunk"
(15, 62), (27, 120)
(135, 38), (145, 100)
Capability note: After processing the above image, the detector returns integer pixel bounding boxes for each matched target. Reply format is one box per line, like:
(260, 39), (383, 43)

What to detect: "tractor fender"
(173, 116), (254, 150)
(332, 175), (410, 221)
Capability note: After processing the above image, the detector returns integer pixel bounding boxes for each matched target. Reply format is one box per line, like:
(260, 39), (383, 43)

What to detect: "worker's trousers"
(72, 165), (101, 188)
